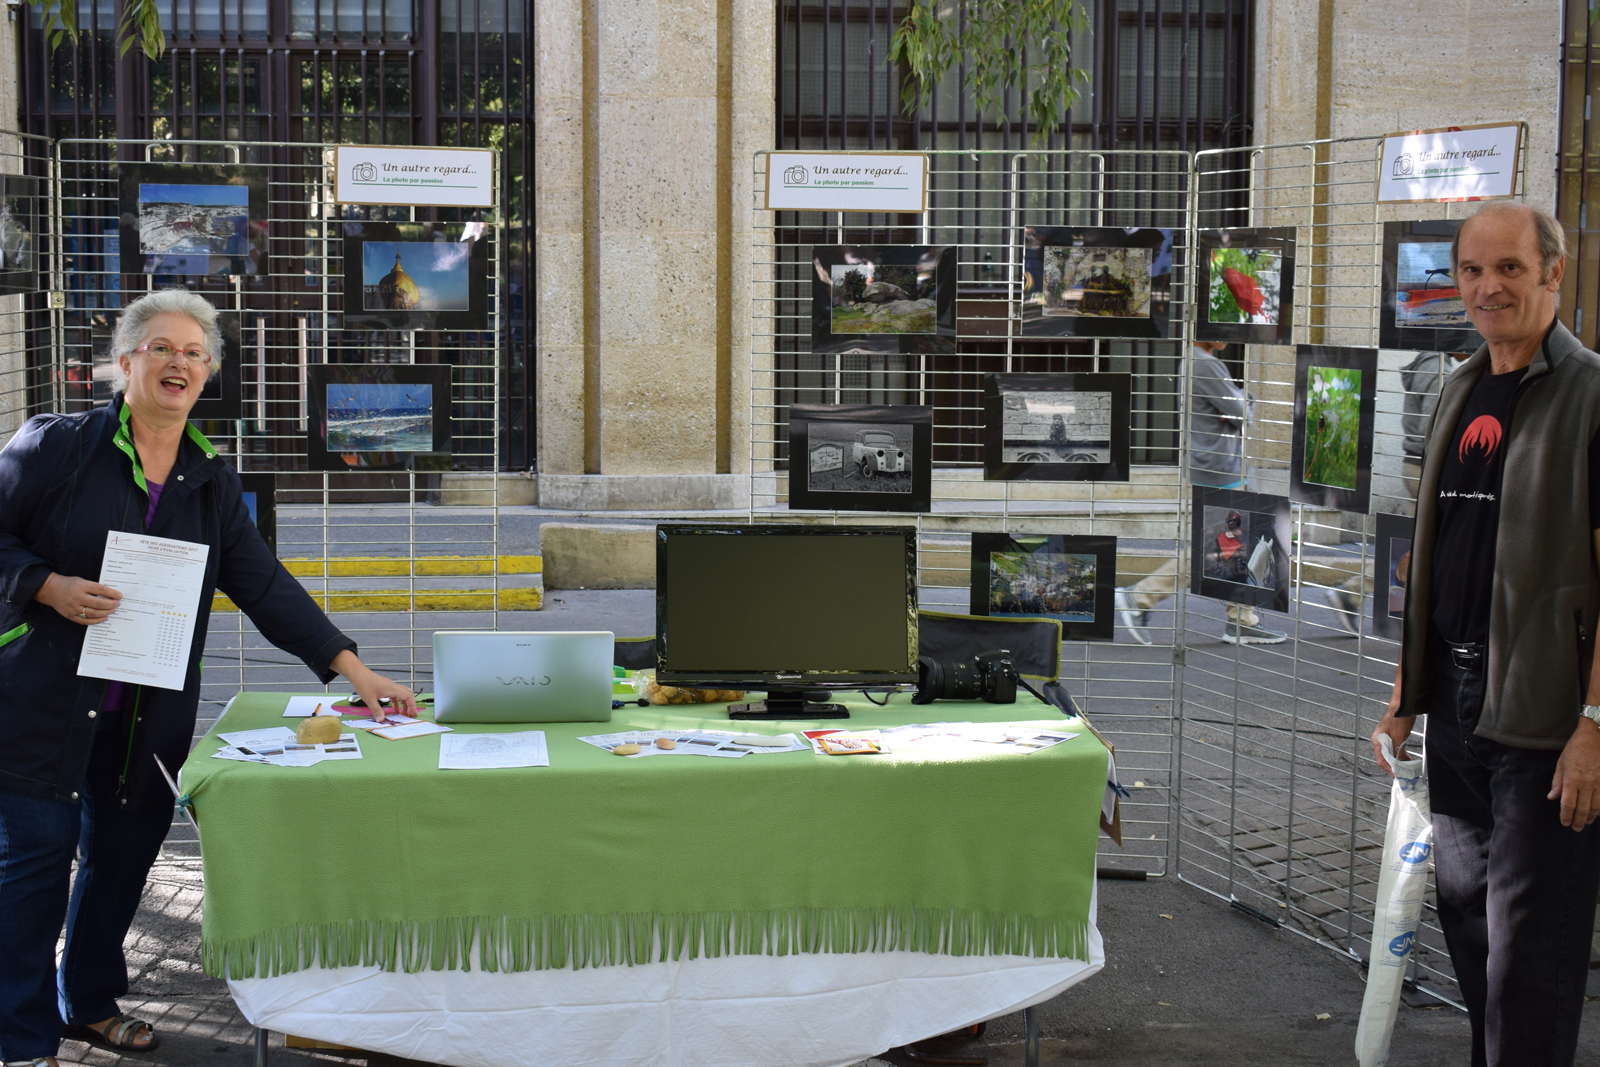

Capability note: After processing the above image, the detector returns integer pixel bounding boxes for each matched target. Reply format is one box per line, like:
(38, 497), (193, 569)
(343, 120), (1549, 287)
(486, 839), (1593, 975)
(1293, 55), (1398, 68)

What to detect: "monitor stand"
(727, 688), (849, 721)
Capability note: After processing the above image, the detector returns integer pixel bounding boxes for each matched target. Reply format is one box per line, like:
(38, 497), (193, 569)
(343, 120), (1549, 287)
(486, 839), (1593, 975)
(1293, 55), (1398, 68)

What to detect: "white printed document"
(77, 531), (210, 691)
(439, 730), (549, 769)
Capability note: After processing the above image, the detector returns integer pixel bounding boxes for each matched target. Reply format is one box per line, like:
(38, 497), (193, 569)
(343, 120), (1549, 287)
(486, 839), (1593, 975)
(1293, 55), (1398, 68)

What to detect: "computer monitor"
(656, 524), (918, 719)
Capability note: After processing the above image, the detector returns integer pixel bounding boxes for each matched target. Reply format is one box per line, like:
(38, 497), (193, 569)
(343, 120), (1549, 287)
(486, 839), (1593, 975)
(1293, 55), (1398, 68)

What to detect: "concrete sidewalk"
(67, 858), (1580, 1067)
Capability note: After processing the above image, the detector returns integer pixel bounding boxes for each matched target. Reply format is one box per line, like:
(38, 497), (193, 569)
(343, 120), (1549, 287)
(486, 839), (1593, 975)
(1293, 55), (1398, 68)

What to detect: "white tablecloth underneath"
(229, 887), (1101, 1067)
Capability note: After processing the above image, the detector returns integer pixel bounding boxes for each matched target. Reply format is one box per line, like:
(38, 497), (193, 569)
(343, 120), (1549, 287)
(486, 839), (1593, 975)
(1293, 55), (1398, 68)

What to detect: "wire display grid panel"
(1173, 129), (1527, 1002)
(751, 147), (1197, 875)
(51, 138), (505, 859)
(0, 129), (52, 451)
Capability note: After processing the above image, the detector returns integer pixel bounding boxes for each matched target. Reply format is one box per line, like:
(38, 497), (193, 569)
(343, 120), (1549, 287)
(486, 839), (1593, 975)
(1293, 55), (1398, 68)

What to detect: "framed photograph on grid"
(0, 174), (40, 295)
(786, 404), (933, 513)
(237, 472), (277, 557)
(1195, 227), (1296, 345)
(1372, 512), (1415, 642)
(1020, 226), (1173, 339)
(969, 533), (1117, 641)
(1380, 220), (1483, 353)
(1290, 345), (1378, 513)
(117, 162), (268, 277)
(809, 245), (956, 357)
(1190, 487), (1292, 614)
(981, 372), (1132, 482)
(342, 221), (491, 331)
(189, 310), (243, 422)
(305, 363), (452, 472)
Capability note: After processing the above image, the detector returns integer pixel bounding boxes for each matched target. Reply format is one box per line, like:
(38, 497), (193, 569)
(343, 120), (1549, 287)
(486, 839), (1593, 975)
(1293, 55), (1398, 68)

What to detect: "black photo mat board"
(190, 310), (243, 422)
(1290, 345), (1378, 513)
(341, 221), (491, 331)
(1189, 487), (1292, 614)
(0, 174), (40, 295)
(237, 472), (277, 557)
(1380, 220), (1483, 353)
(786, 404), (933, 513)
(305, 363), (452, 471)
(1021, 226), (1173, 339)
(982, 372), (1132, 482)
(809, 245), (956, 356)
(1372, 512), (1414, 642)
(969, 533), (1117, 641)
(1194, 227), (1296, 345)
(117, 162), (268, 277)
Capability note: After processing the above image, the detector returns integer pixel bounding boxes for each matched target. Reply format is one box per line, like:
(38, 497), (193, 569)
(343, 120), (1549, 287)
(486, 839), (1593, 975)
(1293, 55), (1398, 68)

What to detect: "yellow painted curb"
(213, 587), (544, 613)
(280, 555), (542, 578)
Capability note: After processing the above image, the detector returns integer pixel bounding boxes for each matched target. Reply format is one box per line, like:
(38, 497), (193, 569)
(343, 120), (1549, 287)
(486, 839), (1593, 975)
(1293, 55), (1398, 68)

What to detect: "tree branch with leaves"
(28, 0), (166, 59)
(888, 0), (1090, 148)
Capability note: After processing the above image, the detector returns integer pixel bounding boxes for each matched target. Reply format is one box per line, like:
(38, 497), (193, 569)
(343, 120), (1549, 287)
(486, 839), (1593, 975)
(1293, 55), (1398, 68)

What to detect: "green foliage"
(1303, 367), (1362, 490)
(27, 0), (165, 59)
(840, 268), (867, 304)
(888, 0), (1090, 148)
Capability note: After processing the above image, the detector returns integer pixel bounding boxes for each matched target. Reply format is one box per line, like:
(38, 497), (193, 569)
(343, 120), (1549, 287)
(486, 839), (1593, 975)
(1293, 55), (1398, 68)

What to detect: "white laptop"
(433, 631), (615, 723)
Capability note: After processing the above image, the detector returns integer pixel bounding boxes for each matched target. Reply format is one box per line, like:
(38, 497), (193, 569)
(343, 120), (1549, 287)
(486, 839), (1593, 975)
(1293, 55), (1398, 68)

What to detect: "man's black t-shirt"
(1429, 346), (1600, 646)
(1429, 367), (1526, 645)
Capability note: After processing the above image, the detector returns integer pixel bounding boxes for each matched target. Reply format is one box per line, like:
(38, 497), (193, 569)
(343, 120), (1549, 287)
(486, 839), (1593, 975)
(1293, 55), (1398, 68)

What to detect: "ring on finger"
(79, 609), (86, 618)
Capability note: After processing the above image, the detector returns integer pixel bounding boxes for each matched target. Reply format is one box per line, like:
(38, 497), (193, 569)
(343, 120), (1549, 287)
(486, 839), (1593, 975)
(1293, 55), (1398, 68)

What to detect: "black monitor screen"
(657, 525), (916, 682)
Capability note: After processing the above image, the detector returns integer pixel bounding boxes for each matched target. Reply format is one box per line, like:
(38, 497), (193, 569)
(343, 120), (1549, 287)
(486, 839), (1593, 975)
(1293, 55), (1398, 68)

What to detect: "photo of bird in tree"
(1301, 366), (1363, 490)
(1208, 246), (1282, 325)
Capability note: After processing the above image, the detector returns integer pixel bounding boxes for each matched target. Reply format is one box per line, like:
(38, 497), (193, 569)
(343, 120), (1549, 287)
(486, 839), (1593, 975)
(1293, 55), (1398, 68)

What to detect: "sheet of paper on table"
(214, 728), (363, 767)
(281, 696), (336, 717)
(77, 531), (210, 690)
(439, 730), (549, 769)
(371, 719), (452, 740)
(577, 729), (804, 758)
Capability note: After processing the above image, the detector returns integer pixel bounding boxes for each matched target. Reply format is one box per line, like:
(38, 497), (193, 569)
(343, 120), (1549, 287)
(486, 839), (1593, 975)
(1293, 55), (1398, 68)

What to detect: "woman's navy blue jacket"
(0, 395), (355, 812)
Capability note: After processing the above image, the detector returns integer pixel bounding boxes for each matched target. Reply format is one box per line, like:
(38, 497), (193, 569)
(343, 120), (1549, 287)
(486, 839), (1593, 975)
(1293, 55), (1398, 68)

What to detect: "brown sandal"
(62, 1015), (160, 1052)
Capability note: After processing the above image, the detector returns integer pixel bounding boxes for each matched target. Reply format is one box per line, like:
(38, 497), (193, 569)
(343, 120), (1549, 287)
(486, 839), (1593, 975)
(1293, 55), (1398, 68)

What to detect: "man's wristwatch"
(1583, 705), (1600, 728)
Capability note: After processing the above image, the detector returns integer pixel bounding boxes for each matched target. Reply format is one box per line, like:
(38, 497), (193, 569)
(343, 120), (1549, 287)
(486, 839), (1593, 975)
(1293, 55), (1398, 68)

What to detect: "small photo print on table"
(1190, 487), (1291, 614)
(1290, 345), (1378, 512)
(982, 373), (1131, 481)
(786, 404), (933, 513)
(117, 162), (268, 277)
(1371, 512), (1415, 641)
(1194, 227), (1295, 345)
(1380, 220), (1483, 353)
(969, 533), (1117, 641)
(810, 245), (956, 357)
(305, 363), (452, 471)
(1020, 227), (1172, 339)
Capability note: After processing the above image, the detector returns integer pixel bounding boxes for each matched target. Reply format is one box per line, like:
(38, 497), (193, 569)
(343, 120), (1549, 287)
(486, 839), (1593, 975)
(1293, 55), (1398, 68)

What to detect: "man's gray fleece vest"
(1400, 321), (1600, 749)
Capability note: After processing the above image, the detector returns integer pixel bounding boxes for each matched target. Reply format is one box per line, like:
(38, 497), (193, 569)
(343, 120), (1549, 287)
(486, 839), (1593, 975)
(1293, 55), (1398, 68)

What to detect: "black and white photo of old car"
(851, 429), (906, 478)
(803, 420), (915, 494)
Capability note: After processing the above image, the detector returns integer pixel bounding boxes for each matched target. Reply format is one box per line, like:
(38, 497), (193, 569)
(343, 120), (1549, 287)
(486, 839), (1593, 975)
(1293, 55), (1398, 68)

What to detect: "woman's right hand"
(35, 573), (123, 625)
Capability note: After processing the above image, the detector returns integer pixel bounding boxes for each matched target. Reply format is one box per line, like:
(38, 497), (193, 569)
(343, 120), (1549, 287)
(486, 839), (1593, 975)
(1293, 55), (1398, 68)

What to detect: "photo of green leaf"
(1302, 366), (1363, 490)
(1208, 246), (1281, 325)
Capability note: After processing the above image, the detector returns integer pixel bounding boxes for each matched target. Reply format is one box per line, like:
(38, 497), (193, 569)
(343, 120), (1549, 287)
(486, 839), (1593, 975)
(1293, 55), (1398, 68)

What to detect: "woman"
(0, 289), (416, 1067)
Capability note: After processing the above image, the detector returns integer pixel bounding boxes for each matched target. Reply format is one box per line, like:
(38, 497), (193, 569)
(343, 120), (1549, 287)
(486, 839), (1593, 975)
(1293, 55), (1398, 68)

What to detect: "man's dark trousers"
(1425, 640), (1600, 1067)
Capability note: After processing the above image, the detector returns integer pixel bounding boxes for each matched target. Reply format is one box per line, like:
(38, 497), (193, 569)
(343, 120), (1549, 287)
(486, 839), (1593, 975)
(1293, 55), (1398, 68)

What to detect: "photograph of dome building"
(362, 241), (471, 312)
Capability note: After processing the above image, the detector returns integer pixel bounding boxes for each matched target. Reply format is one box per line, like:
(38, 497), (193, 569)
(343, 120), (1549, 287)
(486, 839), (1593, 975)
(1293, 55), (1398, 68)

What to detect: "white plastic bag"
(1355, 734), (1433, 1067)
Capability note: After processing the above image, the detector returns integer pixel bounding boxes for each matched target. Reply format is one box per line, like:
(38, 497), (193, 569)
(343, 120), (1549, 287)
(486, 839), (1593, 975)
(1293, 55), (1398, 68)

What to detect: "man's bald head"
(1452, 201), (1567, 285)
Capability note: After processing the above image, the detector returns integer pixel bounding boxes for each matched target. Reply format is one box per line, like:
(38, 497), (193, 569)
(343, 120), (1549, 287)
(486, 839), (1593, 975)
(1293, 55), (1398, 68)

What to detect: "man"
(1371, 201), (1600, 1067)
(1116, 340), (1287, 645)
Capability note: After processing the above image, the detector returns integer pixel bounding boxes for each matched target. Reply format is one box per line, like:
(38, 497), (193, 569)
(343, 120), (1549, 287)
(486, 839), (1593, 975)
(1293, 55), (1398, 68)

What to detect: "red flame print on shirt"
(1458, 415), (1504, 464)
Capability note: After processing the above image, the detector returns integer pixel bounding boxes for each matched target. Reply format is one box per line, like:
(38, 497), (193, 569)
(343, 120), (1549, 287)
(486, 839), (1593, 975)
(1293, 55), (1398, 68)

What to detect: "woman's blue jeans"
(0, 722), (174, 1060)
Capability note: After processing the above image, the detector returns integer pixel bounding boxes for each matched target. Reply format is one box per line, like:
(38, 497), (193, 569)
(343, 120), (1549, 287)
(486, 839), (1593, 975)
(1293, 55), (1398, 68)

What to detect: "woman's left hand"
(331, 650), (418, 724)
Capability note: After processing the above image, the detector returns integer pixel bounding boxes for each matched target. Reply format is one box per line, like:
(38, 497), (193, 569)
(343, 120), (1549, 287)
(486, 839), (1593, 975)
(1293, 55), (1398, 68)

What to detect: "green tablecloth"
(181, 692), (1108, 980)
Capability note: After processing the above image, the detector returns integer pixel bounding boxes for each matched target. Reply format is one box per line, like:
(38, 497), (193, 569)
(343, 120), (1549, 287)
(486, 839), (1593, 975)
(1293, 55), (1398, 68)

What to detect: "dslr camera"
(913, 649), (1019, 705)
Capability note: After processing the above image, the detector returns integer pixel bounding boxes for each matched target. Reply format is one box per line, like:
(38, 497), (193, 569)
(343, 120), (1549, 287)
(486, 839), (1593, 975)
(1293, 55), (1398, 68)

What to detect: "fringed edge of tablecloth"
(204, 907), (1091, 979)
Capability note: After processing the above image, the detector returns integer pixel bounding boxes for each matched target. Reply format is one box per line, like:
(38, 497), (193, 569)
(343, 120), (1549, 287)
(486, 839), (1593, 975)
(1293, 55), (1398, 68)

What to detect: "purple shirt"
(103, 481), (164, 716)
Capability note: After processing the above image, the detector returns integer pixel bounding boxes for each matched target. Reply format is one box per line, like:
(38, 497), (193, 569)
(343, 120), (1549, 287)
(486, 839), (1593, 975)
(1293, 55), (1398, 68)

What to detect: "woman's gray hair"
(110, 288), (224, 389)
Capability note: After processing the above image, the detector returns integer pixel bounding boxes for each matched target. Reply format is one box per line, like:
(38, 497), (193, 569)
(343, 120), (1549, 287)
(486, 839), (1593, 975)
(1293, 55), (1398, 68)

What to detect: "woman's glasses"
(134, 342), (212, 366)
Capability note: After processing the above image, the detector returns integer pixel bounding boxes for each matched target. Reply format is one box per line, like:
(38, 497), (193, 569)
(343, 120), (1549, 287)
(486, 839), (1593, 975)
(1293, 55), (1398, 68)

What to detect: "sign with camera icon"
(333, 145), (495, 207)
(764, 151), (928, 213)
(1376, 123), (1522, 203)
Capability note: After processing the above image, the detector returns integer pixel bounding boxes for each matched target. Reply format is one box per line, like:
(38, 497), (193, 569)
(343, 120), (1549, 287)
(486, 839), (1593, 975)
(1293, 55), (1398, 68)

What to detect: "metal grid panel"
(49, 137), (509, 858)
(0, 130), (54, 447)
(751, 147), (1207, 875)
(1174, 131), (1527, 1003)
